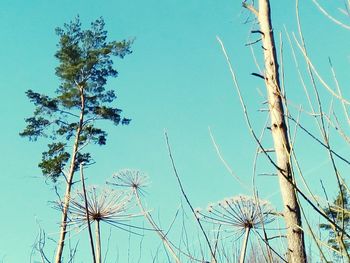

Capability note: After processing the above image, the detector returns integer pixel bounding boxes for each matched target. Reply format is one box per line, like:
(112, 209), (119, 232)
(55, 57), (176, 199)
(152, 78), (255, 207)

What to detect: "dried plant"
(109, 169), (182, 263)
(195, 195), (275, 263)
(110, 169), (148, 195)
(68, 186), (137, 229)
(61, 186), (140, 263)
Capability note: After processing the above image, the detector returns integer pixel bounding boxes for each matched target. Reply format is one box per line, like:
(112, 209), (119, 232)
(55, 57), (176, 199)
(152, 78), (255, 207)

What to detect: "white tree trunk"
(257, 0), (306, 262)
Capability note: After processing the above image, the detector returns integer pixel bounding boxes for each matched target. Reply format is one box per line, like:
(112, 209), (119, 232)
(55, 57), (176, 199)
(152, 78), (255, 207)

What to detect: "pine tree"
(20, 16), (132, 263)
(320, 185), (350, 261)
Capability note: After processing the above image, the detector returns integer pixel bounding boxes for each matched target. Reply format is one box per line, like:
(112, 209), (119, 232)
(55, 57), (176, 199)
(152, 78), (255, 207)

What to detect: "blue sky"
(1, 0), (350, 262)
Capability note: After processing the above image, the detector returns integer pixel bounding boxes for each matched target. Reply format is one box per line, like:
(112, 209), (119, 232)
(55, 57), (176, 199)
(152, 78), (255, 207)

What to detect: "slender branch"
(288, 115), (350, 166)
(80, 164), (96, 263)
(311, 0), (350, 30)
(292, 33), (350, 105)
(208, 127), (248, 190)
(133, 189), (182, 263)
(328, 57), (350, 127)
(242, 2), (259, 17)
(164, 131), (217, 263)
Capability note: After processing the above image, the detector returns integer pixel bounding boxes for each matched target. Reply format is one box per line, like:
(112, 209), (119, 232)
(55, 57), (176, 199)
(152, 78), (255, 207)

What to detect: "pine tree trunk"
(256, 0), (306, 262)
(55, 87), (85, 263)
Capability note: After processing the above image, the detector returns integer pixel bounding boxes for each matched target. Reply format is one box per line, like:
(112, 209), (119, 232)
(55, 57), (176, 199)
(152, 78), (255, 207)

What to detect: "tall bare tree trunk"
(55, 87), (85, 263)
(245, 1), (307, 262)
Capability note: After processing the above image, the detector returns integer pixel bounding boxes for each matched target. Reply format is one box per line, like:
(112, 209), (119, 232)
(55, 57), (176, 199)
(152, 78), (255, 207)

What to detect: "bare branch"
(164, 131), (217, 263)
(311, 0), (350, 30)
(242, 2), (259, 17)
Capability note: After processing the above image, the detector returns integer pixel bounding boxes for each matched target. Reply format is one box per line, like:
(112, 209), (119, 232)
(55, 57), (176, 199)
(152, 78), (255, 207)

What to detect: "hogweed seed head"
(194, 208), (202, 219)
(197, 195), (275, 235)
(109, 169), (148, 195)
(207, 203), (215, 213)
(63, 186), (141, 232)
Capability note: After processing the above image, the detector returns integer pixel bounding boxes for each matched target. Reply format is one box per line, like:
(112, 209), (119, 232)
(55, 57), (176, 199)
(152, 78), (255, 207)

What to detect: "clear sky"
(1, 0), (350, 262)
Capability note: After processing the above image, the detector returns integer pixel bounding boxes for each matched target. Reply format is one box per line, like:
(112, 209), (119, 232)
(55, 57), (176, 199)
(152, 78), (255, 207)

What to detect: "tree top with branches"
(20, 16), (132, 182)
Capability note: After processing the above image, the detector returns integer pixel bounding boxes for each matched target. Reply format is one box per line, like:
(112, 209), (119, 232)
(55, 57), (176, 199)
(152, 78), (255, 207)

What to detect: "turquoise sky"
(1, 0), (350, 262)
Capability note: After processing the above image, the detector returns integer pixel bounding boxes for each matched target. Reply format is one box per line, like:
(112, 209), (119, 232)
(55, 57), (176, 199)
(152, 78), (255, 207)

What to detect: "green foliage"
(320, 185), (350, 259)
(20, 16), (132, 181)
(39, 143), (70, 178)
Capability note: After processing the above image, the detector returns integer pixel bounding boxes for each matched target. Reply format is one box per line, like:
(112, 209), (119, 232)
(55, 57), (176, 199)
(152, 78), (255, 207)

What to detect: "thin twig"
(242, 2), (259, 17)
(292, 33), (350, 106)
(208, 127), (248, 190)
(311, 0), (350, 30)
(164, 131), (217, 263)
(80, 164), (96, 263)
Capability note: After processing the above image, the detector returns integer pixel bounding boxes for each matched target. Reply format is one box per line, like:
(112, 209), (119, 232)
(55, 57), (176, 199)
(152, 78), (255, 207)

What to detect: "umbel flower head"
(66, 186), (139, 231)
(195, 195), (275, 234)
(108, 169), (148, 195)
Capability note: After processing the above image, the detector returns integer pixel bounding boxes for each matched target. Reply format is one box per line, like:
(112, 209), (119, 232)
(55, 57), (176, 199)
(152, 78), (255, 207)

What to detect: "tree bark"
(255, 0), (307, 262)
(55, 87), (85, 263)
